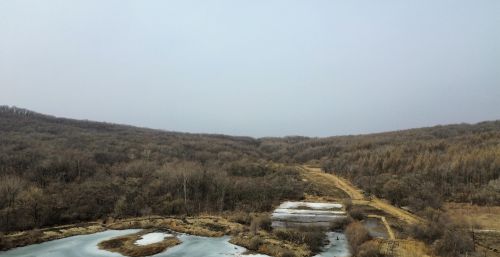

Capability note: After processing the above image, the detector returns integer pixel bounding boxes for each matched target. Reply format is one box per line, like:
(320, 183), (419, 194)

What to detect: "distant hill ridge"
(1, 105), (499, 140)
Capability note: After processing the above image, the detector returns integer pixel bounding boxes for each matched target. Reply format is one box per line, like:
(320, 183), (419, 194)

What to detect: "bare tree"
(0, 175), (25, 209)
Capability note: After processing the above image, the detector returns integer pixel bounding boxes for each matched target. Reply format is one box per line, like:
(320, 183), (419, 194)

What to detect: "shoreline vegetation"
(0, 209), (350, 257)
(0, 215), (240, 251)
(0, 214), (320, 257)
(2, 200), (493, 257)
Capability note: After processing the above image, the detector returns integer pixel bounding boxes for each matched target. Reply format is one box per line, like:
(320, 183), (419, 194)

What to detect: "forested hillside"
(1, 106), (499, 232)
(0, 106), (303, 231)
(261, 121), (500, 210)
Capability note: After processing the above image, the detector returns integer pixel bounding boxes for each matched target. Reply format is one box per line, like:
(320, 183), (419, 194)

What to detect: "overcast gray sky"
(1, 1), (499, 137)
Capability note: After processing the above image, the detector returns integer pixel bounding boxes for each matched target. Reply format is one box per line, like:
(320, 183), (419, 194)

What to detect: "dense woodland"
(0, 106), (499, 232)
(0, 106), (303, 232)
(262, 121), (500, 210)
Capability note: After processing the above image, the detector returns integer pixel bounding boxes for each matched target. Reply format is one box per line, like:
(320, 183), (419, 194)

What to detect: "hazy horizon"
(3, 104), (500, 139)
(1, 1), (499, 137)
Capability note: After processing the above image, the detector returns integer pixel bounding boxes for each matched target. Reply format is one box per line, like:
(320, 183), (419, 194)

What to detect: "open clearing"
(445, 203), (500, 231)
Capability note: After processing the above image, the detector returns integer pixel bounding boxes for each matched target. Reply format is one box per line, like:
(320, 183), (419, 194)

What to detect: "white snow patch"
(274, 208), (346, 215)
(278, 201), (343, 210)
(134, 232), (173, 245)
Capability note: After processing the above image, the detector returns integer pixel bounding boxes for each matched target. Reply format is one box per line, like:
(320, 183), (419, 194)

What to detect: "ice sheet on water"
(0, 230), (272, 257)
(273, 208), (346, 215)
(272, 213), (347, 223)
(272, 201), (346, 227)
(277, 201), (343, 210)
(313, 232), (350, 257)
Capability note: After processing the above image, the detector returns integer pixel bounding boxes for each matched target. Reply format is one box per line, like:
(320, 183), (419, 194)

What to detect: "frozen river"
(271, 201), (348, 227)
(1, 201), (350, 257)
(272, 201), (350, 257)
(0, 230), (268, 257)
(271, 202), (351, 257)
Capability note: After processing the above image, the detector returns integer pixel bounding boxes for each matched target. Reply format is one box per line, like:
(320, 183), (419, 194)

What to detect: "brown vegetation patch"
(445, 202), (500, 230)
(475, 231), (500, 257)
(98, 229), (180, 257)
(378, 239), (432, 257)
(0, 215), (242, 251)
(0, 223), (105, 251)
(105, 216), (242, 237)
(230, 235), (308, 257)
(228, 214), (318, 257)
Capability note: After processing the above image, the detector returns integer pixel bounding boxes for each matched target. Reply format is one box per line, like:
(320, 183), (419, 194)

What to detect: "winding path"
(300, 166), (432, 257)
(301, 166), (424, 225)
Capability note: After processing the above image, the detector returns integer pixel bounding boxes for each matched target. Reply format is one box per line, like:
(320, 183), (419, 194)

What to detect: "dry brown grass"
(230, 233), (310, 257)
(0, 223), (106, 251)
(476, 231), (500, 251)
(444, 203), (500, 256)
(445, 203), (500, 230)
(378, 239), (434, 257)
(106, 215), (244, 237)
(98, 229), (180, 257)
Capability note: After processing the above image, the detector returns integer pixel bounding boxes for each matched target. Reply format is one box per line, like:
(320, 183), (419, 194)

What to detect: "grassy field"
(445, 203), (500, 230)
(445, 203), (500, 256)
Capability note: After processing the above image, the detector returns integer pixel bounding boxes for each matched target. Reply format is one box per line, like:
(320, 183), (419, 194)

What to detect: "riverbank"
(0, 214), (316, 257)
(0, 215), (242, 251)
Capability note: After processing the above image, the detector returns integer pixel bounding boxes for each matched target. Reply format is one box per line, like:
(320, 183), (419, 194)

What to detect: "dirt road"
(300, 166), (433, 256)
(301, 166), (424, 225)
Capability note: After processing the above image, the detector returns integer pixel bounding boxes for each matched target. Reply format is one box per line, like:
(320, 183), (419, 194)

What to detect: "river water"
(0, 230), (268, 257)
(1, 201), (350, 257)
(272, 201), (350, 257)
(0, 230), (141, 257)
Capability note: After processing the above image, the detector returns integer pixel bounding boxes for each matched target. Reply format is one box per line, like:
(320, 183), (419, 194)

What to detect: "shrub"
(273, 226), (326, 253)
(357, 240), (381, 257)
(348, 207), (365, 221)
(345, 221), (371, 256)
(250, 214), (273, 234)
(408, 208), (446, 243)
(229, 212), (252, 225)
(329, 216), (352, 231)
(257, 215), (272, 232)
(280, 249), (296, 257)
(409, 208), (474, 257)
(434, 228), (474, 257)
(248, 236), (263, 251)
(343, 199), (353, 211)
(0, 233), (12, 250)
(408, 222), (442, 243)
